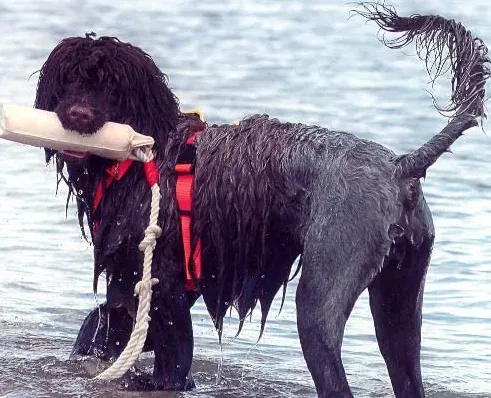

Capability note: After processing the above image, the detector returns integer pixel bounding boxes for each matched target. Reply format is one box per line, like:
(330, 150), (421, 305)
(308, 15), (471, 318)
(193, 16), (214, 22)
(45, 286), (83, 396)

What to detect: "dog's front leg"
(148, 275), (195, 390)
(70, 303), (134, 361)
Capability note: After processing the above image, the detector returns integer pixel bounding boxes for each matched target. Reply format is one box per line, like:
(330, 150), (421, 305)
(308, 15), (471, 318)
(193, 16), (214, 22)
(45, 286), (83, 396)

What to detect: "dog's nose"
(67, 105), (94, 125)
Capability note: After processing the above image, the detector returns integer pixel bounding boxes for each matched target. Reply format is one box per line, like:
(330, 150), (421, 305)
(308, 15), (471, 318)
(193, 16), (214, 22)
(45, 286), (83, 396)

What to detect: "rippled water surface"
(0, 1), (490, 397)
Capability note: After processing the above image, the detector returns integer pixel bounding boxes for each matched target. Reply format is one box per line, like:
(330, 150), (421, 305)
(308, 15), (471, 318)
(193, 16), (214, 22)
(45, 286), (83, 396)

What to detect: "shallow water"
(0, 1), (490, 397)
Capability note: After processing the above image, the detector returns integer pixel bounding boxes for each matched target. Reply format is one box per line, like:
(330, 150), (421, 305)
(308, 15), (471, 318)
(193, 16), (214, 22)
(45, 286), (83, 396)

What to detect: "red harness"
(93, 158), (135, 234)
(92, 132), (203, 292)
(175, 132), (202, 291)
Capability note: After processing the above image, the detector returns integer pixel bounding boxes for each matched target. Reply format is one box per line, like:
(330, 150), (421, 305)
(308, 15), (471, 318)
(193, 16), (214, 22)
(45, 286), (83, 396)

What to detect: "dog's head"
(35, 34), (179, 161)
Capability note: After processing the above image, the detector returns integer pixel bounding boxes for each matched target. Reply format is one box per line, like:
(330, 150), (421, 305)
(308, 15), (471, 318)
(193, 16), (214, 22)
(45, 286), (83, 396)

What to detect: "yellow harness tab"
(183, 109), (205, 122)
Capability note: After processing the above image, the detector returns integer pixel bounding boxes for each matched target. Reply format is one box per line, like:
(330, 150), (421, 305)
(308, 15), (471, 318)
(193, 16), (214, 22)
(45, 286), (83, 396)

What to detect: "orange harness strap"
(175, 133), (203, 291)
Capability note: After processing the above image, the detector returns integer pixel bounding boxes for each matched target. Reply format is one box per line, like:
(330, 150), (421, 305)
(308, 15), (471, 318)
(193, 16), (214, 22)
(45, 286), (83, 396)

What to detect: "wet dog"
(34, 3), (489, 397)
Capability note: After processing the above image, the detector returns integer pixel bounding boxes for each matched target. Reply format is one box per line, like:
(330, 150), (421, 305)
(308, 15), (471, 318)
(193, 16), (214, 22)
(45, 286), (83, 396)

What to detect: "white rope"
(95, 147), (161, 380)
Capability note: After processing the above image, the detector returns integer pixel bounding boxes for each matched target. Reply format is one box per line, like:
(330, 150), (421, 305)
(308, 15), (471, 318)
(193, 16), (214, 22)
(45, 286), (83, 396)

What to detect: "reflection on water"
(0, 1), (490, 397)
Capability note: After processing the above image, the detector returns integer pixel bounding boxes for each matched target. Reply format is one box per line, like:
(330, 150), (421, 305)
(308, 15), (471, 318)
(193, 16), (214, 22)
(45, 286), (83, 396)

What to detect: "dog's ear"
(114, 45), (180, 157)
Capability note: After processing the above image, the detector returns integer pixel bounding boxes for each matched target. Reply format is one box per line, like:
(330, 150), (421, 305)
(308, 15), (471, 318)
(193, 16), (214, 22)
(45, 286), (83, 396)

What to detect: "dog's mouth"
(60, 150), (90, 164)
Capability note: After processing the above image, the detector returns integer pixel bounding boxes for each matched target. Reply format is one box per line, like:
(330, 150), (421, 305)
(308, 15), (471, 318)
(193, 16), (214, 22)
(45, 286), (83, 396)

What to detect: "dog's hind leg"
(368, 200), (434, 398)
(297, 208), (390, 398)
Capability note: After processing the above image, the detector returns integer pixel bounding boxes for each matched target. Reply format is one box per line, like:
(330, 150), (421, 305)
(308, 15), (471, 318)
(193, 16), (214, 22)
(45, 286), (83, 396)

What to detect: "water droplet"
(211, 274), (216, 279)
(78, 189), (83, 195)
(168, 321), (174, 325)
(115, 341), (120, 346)
(118, 278), (122, 282)
(224, 301), (229, 306)
(176, 364), (181, 369)
(154, 306), (159, 311)
(261, 274), (265, 279)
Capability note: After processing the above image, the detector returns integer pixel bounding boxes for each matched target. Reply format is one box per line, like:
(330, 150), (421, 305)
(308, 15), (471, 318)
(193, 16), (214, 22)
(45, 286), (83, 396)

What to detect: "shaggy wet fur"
(34, 4), (489, 397)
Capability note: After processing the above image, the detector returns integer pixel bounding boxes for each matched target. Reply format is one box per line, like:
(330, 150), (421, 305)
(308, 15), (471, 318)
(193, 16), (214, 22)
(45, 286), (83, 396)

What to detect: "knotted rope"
(95, 147), (161, 380)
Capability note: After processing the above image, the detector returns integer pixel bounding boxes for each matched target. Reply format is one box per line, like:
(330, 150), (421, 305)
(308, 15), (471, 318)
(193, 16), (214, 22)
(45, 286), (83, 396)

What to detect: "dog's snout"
(68, 105), (94, 125)
(56, 100), (105, 135)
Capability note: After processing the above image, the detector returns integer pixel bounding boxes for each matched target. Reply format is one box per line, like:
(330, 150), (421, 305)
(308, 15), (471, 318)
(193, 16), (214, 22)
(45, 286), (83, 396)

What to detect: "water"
(0, 1), (490, 397)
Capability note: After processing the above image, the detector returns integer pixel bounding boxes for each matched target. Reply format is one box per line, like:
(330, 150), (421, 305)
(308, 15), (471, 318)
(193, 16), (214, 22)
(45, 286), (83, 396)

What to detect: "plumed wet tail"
(356, 2), (490, 178)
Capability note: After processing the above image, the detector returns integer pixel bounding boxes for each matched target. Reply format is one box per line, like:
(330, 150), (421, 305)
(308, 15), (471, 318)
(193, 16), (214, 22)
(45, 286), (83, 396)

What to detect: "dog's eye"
(108, 91), (123, 109)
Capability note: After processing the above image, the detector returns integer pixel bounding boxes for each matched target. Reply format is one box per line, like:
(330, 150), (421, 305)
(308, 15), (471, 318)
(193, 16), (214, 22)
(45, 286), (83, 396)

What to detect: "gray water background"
(0, 1), (490, 397)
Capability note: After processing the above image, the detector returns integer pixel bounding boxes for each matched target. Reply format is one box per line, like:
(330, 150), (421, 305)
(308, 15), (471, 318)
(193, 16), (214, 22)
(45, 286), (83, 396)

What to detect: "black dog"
(33, 3), (489, 397)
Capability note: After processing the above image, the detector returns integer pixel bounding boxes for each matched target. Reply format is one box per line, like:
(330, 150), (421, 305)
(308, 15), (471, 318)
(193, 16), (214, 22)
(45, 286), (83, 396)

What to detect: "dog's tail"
(356, 2), (490, 178)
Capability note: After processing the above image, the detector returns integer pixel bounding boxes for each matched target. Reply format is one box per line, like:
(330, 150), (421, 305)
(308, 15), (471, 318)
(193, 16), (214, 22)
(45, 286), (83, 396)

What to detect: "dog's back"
(193, 114), (400, 328)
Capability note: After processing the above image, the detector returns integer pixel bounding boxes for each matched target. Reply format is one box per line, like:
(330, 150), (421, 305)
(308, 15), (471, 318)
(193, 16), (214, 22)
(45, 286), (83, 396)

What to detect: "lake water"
(0, 1), (490, 397)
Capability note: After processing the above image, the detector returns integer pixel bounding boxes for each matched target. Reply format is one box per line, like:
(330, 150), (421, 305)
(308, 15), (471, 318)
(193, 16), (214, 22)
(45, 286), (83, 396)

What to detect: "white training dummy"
(0, 104), (154, 160)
